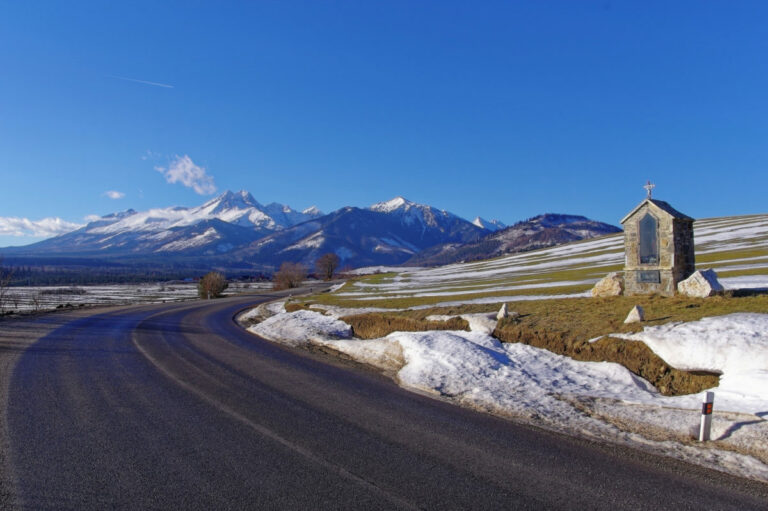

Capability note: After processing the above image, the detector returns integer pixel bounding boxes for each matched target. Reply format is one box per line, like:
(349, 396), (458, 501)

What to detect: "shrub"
(273, 262), (307, 290)
(198, 271), (228, 299)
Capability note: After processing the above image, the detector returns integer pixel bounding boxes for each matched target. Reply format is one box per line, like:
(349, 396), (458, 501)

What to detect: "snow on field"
(345, 266), (423, 275)
(721, 275), (768, 290)
(0, 282), (273, 314)
(330, 213), (768, 307)
(247, 308), (768, 481)
(420, 291), (592, 309)
(337, 280), (596, 299)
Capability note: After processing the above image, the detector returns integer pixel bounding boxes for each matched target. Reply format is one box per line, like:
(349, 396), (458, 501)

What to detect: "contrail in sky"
(109, 75), (174, 88)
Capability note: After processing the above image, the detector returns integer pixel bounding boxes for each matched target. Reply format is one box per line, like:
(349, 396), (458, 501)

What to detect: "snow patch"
(249, 310), (352, 346)
(370, 196), (411, 213)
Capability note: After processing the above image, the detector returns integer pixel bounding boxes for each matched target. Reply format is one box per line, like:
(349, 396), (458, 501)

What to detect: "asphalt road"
(2, 292), (768, 509)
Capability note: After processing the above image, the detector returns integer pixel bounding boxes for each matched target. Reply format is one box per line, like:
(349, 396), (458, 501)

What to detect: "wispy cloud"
(103, 190), (125, 200)
(0, 217), (83, 237)
(109, 75), (174, 89)
(84, 215), (102, 223)
(155, 155), (217, 195)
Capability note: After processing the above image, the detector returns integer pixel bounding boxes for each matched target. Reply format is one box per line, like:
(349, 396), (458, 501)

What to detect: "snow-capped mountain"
(369, 196), (464, 229)
(86, 190), (319, 234)
(234, 198), (488, 268)
(12, 191), (323, 256)
(472, 217), (506, 231)
(408, 213), (621, 266)
(3, 193), (618, 274)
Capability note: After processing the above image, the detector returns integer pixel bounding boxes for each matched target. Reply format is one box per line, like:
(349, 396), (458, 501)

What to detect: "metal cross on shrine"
(644, 180), (656, 199)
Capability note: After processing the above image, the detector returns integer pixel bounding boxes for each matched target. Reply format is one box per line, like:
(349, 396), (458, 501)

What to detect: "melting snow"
(246, 308), (768, 481)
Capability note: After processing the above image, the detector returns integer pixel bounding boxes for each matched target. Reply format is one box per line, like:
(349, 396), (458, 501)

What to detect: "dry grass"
(341, 313), (469, 339)
(284, 302), (309, 313)
(491, 293), (768, 395)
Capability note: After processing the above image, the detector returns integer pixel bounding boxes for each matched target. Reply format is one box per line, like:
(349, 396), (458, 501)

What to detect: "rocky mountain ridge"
(406, 213), (622, 266)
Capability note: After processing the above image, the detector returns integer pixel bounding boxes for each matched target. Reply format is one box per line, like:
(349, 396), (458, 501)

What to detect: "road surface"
(1, 292), (767, 509)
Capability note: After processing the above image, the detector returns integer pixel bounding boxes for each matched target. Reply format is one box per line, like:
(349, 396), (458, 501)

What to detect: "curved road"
(2, 293), (768, 509)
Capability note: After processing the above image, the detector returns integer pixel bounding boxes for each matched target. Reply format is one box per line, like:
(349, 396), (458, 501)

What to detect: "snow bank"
(614, 313), (768, 415)
(249, 310), (352, 346)
(239, 300), (286, 323)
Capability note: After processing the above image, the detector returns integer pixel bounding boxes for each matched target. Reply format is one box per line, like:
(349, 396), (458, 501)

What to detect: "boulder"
(624, 305), (645, 324)
(497, 303), (508, 320)
(677, 269), (724, 298)
(591, 272), (624, 297)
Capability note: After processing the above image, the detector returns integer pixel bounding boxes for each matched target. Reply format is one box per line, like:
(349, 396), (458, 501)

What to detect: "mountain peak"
(472, 217), (506, 231)
(203, 190), (261, 211)
(370, 196), (414, 213)
(302, 206), (322, 216)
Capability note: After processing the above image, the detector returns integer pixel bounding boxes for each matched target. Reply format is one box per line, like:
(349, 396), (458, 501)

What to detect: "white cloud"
(84, 214), (102, 223)
(104, 190), (125, 200)
(155, 155), (217, 195)
(0, 217), (83, 237)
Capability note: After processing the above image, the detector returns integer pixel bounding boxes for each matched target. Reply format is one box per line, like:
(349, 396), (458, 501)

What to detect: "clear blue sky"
(1, 1), (767, 247)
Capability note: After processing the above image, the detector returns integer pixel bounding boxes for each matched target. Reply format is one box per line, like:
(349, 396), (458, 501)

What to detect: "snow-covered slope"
(87, 190), (318, 234)
(472, 217), (506, 231)
(369, 196), (477, 232)
(14, 190), (322, 256)
(236, 199), (489, 268)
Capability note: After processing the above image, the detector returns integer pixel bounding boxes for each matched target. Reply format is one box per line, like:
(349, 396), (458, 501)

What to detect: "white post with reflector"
(698, 391), (715, 442)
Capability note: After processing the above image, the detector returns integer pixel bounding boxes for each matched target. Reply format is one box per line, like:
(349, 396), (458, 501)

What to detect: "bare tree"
(0, 259), (15, 314)
(31, 293), (42, 312)
(315, 253), (340, 281)
(273, 262), (307, 290)
(198, 271), (228, 299)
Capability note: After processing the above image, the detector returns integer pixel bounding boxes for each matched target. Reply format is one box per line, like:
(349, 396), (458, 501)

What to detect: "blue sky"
(1, 1), (767, 247)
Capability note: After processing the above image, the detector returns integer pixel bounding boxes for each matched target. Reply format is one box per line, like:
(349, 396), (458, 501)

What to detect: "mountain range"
(1, 192), (620, 276)
(13, 191), (323, 256)
(406, 214), (623, 266)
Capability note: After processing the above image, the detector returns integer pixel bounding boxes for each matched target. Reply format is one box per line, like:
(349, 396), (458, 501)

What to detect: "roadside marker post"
(698, 391), (715, 442)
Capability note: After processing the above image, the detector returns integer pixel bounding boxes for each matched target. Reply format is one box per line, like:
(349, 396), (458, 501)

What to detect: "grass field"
(299, 213), (768, 310)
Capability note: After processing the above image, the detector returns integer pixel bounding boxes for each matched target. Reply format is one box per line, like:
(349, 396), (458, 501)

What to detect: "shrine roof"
(621, 199), (694, 224)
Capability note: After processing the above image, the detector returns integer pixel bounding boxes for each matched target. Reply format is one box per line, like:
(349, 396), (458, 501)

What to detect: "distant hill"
(406, 214), (622, 266)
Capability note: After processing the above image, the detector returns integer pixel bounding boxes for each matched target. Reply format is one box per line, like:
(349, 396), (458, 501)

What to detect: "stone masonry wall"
(623, 202), (694, 296)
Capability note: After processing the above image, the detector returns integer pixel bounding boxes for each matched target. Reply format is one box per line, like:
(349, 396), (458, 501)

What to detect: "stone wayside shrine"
(591, 182), (715, 298)
(621, 182), (695, 296)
